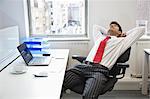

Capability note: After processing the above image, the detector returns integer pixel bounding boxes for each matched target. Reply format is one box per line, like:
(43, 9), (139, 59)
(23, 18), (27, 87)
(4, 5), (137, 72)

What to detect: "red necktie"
(93, 36), (110, 63)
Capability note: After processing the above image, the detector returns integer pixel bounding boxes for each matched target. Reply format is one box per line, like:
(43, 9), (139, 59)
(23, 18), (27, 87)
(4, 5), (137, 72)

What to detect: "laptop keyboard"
(30, 58), (46, 64)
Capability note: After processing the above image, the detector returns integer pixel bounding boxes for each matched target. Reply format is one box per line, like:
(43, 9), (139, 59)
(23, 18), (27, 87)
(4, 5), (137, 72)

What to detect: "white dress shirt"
(86, 26), (145, 70)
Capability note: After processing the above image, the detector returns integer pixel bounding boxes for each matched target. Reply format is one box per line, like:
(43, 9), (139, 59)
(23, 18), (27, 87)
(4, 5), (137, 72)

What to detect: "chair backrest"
(109, 47), (131, 76)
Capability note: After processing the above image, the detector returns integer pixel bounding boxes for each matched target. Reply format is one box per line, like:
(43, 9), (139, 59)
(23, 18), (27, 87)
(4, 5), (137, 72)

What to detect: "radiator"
(130, 41), (150, 78)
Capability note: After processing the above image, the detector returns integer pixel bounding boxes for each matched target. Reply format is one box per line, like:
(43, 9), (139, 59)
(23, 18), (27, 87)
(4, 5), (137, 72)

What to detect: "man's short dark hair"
(110, 21), (122, 32)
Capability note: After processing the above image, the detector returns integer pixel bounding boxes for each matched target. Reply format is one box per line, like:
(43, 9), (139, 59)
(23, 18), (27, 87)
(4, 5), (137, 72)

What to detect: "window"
(28, 0), (87, 37)
(137, 0), (150, 33)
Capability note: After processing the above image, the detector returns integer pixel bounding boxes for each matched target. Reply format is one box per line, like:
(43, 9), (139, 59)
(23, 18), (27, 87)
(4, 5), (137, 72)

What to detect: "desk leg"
(142, 52), (149, 95)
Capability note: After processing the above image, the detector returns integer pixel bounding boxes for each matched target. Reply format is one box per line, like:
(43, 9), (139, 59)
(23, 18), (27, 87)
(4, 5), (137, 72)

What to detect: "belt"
(83, 61), (109, 70)
(83, 61), (96, 65)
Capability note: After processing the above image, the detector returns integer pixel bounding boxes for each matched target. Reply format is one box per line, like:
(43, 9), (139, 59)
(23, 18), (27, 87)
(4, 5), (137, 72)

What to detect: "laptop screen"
(17, 43), (33, 65)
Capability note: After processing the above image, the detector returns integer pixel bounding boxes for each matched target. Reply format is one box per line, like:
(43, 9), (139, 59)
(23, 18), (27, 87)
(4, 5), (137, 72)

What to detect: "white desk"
(142, 49), (150, 95)
(0, 49), (69, 99)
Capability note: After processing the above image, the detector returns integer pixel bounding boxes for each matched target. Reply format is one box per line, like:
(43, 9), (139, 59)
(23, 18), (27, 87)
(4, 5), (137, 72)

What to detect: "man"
(61, 21), (144, 99)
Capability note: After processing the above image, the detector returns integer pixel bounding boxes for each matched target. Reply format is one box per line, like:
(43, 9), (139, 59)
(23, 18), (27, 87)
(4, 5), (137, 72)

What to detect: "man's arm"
(120, 27), (145, 54)
(93, 25), (107, 42)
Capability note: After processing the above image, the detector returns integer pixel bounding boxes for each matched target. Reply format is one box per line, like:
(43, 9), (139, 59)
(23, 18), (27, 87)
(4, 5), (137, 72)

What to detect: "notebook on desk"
(17, 43), (51, 66)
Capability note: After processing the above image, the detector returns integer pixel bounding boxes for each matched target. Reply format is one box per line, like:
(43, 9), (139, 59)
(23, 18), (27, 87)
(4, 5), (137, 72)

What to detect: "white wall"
(0, 13), (2, 27)
(0, 0), (29, 42)
(88, 0), (136, 44)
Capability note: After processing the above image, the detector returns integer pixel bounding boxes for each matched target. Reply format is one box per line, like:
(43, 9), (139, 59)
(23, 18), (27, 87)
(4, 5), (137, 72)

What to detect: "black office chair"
(71, 47), (131, 95)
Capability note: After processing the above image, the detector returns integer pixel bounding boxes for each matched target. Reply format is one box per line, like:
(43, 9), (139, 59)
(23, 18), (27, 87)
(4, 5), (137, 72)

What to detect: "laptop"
(17, 43), (51, 66)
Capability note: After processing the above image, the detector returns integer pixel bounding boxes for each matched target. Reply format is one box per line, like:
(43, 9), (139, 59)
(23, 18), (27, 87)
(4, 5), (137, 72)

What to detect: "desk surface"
(144, 49), (150, 55)
(0, 49), (69, 99)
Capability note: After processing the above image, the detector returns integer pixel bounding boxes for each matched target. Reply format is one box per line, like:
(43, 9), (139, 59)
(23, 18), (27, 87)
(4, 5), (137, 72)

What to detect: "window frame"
(27, 0), (88, 38)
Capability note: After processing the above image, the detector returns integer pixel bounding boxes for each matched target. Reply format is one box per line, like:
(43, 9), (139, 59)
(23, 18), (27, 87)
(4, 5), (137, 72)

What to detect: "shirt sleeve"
(120, 27), (145, 54)
(93, 25), (107, 42)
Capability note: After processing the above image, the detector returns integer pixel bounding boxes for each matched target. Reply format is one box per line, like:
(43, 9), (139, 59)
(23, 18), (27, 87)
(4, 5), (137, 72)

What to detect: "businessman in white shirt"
(61, 21), (144, 99)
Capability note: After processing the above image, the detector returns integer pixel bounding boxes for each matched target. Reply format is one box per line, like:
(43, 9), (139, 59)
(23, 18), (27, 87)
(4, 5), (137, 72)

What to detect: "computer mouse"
(34, 71), (48, 77)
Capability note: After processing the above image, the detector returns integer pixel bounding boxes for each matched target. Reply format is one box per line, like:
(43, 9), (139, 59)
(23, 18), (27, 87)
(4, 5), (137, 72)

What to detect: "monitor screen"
(17, 43), (33, 65)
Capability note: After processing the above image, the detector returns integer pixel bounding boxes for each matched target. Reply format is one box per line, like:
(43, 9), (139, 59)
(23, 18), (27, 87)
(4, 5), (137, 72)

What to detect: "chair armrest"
(115, 63), (129, 79)
(72, 55), (87, 63)
(117, 63), (129, 68)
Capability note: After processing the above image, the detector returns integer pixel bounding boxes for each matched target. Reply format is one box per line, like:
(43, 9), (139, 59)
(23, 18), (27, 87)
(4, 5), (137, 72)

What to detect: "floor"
(62, 90), (149, 99)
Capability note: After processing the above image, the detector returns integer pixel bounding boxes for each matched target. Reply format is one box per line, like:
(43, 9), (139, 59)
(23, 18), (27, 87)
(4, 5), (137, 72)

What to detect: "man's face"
(108, 24), (121, 37)
(110, 24), (119, 31)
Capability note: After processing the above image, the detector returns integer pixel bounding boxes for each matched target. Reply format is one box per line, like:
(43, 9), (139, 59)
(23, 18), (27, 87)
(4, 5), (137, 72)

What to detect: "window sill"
(44, 37), (90, 41)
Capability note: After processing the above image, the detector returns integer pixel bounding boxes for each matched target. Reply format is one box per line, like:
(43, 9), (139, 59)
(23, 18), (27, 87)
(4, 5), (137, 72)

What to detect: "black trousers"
(61, 64), (109, 99)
